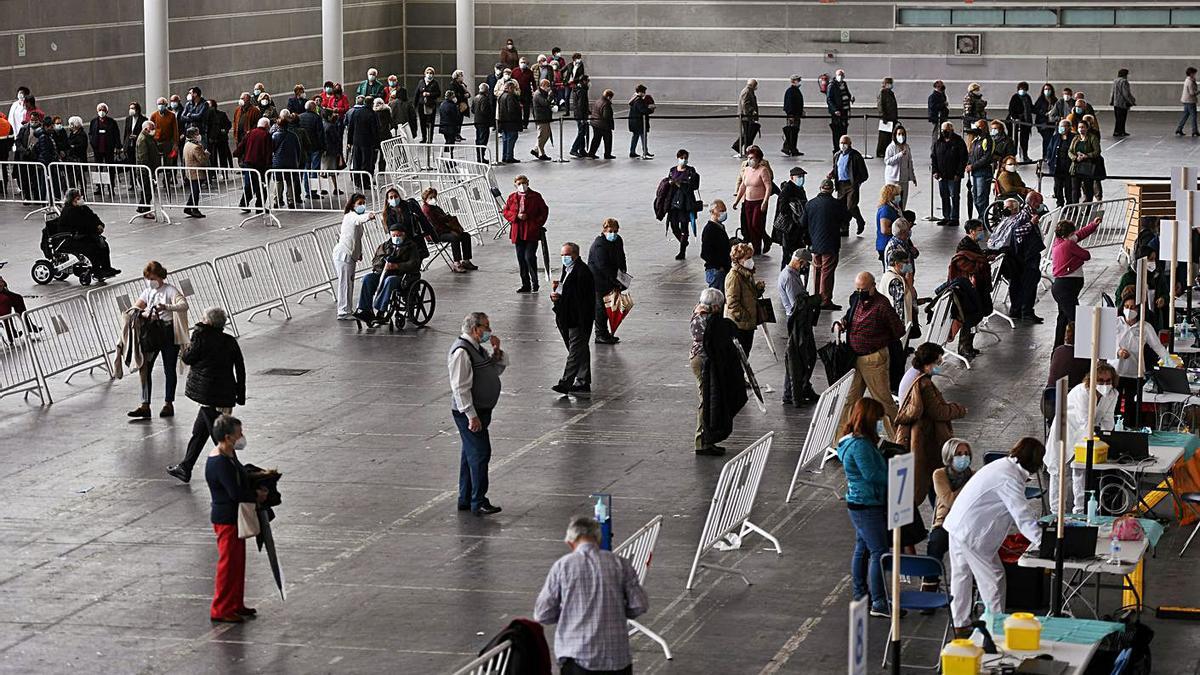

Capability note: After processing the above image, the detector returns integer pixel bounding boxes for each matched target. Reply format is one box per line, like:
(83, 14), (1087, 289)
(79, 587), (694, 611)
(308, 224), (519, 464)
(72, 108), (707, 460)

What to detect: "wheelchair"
(31, 215), (99, 286)
(356, 272), (436, 331)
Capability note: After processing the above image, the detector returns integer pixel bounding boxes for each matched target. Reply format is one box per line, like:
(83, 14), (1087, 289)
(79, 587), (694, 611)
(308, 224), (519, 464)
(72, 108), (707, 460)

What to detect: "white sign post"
(886, 453), (914, 674)
(848, 596), (868, 675)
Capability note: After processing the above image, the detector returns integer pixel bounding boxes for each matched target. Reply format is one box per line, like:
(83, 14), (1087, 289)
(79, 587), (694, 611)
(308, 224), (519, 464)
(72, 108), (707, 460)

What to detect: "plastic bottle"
(594, 496), (607, 523)
(1086, 491), (1098, 525)
(1114, 416), (1124, 432)
(1109, 536), (1121, 564)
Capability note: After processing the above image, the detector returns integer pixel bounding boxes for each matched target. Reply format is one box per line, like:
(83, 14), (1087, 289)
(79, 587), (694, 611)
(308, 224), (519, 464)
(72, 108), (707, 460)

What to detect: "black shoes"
(516, 286), (532, 294)
(569, 383), (591, 395)
(551, 382), (571, 395)
(127, 404), (151, 419)
(821, 303), (843, 312)
(696, 446), (727, 456)
(595, 335), (620, 344)
(474, 503), (502, 516)
(167, 465), (191, 483)
(457, 503), (471, 511)
(352, 309), (374, 323)
(1022, 313), (1045, 324)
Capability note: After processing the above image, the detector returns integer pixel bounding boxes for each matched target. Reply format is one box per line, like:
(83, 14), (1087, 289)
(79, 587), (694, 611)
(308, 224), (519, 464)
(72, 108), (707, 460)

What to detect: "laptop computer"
(1098, 429), (1151, 461)
(1037, 523), (1099, 560)
(1152, 367), (1193, 395)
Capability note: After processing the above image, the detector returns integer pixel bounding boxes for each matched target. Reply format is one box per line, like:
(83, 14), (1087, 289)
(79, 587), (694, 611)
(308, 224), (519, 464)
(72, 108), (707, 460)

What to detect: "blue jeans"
(501, 130), (518, 161)
(303, 150), (322, 197)
(938, 177), (961, 223)
(705, 268), (726, 290)
(970, 173), (991, 221)
(453, 408), (493, 510)
(357, 272), (402, 312)
(630, 131), (646, 156)
(474, 126), (490, 163)
(847, 505), (889, 610)
(1178, 103), (1198, 135)
(140, 342), (180, 404)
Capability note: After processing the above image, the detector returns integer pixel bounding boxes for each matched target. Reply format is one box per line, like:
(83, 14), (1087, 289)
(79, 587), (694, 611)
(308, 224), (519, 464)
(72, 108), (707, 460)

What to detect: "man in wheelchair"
(36, 190), (121, 283)
(353, 221), (423, 325)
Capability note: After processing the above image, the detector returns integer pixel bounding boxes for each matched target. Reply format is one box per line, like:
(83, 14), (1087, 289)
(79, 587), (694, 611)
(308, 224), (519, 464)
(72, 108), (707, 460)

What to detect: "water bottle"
(1086, 491), (1098, 525)
(1109, 536), (1121, 564)
(1114, 416), (1124, 432)
(594, 496), (607, 524)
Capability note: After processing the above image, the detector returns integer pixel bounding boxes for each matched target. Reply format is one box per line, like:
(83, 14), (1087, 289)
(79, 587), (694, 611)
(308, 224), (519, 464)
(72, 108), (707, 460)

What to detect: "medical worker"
(943, 437), (1045, 634)
(1044, 363), (1118, 515)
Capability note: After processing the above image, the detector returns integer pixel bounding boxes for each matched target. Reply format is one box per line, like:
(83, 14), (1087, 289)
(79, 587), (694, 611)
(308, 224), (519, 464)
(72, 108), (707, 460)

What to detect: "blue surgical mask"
(388, 198), (400, 208)
(901, 263), (913, 275)
(479, 329), (492, 343)
(932, 364), (945, 376)
(952, 455), (970, 472)
(562, 255), (574, 267)
(605, 232), (617, 242)
(391, 235), (403, 245)
(354, 204), (367, 215)
(717, 212), (728, 223)
(793, 176), (805, 187)
(875, 420), (885, 437)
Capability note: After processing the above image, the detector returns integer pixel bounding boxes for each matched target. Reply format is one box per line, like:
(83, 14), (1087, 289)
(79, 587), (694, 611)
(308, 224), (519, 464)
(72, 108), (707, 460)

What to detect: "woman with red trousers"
(206, 414), (266, 623)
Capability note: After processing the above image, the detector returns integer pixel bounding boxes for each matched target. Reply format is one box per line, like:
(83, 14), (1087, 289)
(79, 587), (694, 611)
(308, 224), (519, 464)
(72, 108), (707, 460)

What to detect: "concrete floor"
(2, 110), (1200, 674)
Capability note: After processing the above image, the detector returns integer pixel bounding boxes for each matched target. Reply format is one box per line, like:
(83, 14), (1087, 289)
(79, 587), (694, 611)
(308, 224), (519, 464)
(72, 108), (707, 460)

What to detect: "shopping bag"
(237, 503), (261, 539)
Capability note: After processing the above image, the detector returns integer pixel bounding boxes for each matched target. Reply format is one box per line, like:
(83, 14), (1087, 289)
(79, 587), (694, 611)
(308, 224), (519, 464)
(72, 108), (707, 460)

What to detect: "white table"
(999, 640), (1100, 675)
(1018, 526), (1150, 617)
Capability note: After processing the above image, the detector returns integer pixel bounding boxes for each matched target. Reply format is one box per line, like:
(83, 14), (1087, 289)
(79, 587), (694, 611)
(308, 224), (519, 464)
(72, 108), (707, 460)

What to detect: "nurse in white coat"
(1044, 362), (1118, 515)
(1115, 292), (1170, 415)
(332, 193), (374, 319)
(943, 438), (1045, 632)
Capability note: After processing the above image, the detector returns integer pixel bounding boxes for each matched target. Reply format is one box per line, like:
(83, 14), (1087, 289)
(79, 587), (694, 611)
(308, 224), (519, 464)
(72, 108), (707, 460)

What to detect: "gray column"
(322, 0), (344, 85)
(143, 0), (169, 110)
(456, 0), (475, 85)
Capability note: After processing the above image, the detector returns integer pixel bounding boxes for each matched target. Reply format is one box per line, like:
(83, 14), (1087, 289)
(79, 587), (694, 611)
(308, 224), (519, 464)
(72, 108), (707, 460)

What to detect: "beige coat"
(724, 265), (760, 331)
(183, 140), (209, 180)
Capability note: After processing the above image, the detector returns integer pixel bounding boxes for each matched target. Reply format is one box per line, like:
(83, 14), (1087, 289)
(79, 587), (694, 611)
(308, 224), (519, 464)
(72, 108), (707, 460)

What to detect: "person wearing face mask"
(182, 126), (210, 218)
(1073, 92), (1096, 120)
(232, 93), (261, 147)
(122, 101), (148, 167)
(529, 79), (555, 160)
(297, 100), (326, 199)
(469, 83), (494, 163)
(587, 218), (628, 344)
(1115, 247), (1169, 329)
(923, 438), (974, 592)
(774, 167), (809, 266)
(780, 248), (819, 405)
(691, 288), (747, 456)
(895, 342), (968, 514)
(1049, 216), (1102, 346)
(1116, 288), (1171, 412)
(134, 120), (160, 217)
(499, 38), (519, 69)
(497, 81), (523, 162)
(733, 78), (760, 155)
(565, 52), (586, 106)
(882, 218), (919, 284)
(962, 82), (986, 126)
(88, 104), (120, 191)
(836, 398), (891, 617)
(57, 187), (118, 278)
(128, 260), (190, 419)
(1110, 68), (1135, 137)
(1068, 119), (1099, 203)
(659, 148), (702, 259)
(1050, 87), (1073, 127)
(180, 87), (211, 150)
(345, 96), (382, 190)
(355, 220), (423, 324)
(874, 77), (898, 158)
(733, 146), (774, 256)
(268, 110), (304, 208)
(700, 200), (732, 289)
(1034, 82), (1057, 159)
(825, 69), (854, 152)
(319, 81), (350, 118)
(150, 96), (179, 174)
(1004, 81), (1034, 163)
(568, 75), (590, 157)
(931, 122), (968, 228)
(875, 183), (903, 263)
(356, 68), (385, 101)
(421, 187), (475, 272)
(257, 92), (279, 126)
(782, 75), (805, 157)
(512, 58), (535, 130)
(628, 84), (655, 158)
(828, 135), (868, 235)
(414, 67), (441, 144)
(1045, 364), (1119, 516)
(388, 82), (418, 140)
(285, 84), (307, 117)
(205, 414), (269, 623)
(551, 242), (596, 395)
(881, 249), (917, 336)
(992, 193), (1046, 323)
(724, 243), (764, 355)
(535, 55), (553, 92)
(233, 117), (271, 213)
(332, 193), (373, 319)
(585, 88), (615, 159)
(806, 179), (851, 309)
(8, 86), (30, 138)
(449, 311), (507, 516)
(949, 220), (994, 357)
(1045, 117), (1074, 207)
(62, 116), (87, 163)
(449, 70), (470, 141)
(834, 271), (906, 437)
(995, 154), (1030, 198)
(882, 125), (916, 209)
(504, 175), (549, 292)
(987, 121), (1016, 168)
(964, 123), (995, 221)
(436, 90), (463, 154)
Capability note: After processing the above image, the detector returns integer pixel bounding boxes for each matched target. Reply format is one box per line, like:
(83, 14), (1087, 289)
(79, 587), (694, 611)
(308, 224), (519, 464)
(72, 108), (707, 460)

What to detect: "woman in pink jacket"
(732, 145), (773, 256)
(1049, 216), (1100, 347)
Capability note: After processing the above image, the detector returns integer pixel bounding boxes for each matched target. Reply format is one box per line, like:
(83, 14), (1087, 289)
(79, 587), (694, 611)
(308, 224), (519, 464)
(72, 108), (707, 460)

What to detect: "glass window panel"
(952, 8), (1004, 26)
(1061, 9), (1115, 26)
(897, 8), (951, 26)
(1173, 8), (1200, 25)
(1004, 9), (1057, 26)
(1116, 9), (1170, 25)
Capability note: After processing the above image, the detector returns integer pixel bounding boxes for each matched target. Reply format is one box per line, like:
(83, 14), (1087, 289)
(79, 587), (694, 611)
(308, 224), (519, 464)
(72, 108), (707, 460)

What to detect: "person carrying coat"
(167, 307), (246, 484)
(774, 167), (809, 266)
(504, 175), (549, 292)
(724, 243), (763, 356)
(551, 242), (595, 395)
(586, 89), (614, 159)
(415, 68), (441, 143)
(875, 78), (898, 157)
(587, 218), (628, 344)
(628, 85), (654, 158)
(894, 343), (967, 512)
(663, 148), (701, 259)
(691, 288), (748, 456)
(781, 250), (819, 405)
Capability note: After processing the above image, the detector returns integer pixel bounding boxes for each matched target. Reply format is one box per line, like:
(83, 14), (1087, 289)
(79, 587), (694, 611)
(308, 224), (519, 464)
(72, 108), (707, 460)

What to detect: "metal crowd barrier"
(47, 161), (160, 222)
(435, 156), (489, 180)
(377, 171), (468, 199)
(449, 641), (511, 675)
(213, 247), (290, 322)
(0, 312), (46, 403)
(0, 160), (54, 219)
(461, 174), (503, 234)
(785, 370), (855, 502)
(264, 168), (376, 223)
(926, 292), (971, 370)
(22, 296), (112, 402)
(396, 140), (490, 172)
(1038, 197), (1137, 279)
(613, 515), (672, 660)
(380, 135), (421, 174)
(266, 231), (334, 304)
(155, 166), (270, 228)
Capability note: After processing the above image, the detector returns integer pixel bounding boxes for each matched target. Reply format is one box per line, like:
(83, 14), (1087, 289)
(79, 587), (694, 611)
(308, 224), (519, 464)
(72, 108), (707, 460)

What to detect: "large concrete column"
(456, 0), (475, 85)
(143, 0), (169, 110)
(322, 0), (344, 85)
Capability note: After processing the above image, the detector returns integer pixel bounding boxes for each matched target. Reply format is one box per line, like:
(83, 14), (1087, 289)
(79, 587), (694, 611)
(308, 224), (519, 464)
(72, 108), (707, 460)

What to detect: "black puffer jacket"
(182, 323), (246, 408)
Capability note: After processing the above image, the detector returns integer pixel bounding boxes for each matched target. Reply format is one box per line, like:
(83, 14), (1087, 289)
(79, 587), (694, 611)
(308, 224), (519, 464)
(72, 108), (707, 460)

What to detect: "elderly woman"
(206, 414), (267, 623)
(128, 260), (190, 419)
(1049, 215), (1101, 346)
(733, 145), (773, 256)
(691, 288), (746, 456)
(724, 242), (763, 355)
(995, 154), (1030, 198)
(421, 187), (476, 272)
(895, 342), (968, 512)
(57, 188), (118, 279)
(923, 438), (974, 591)
(882, 217), (919, 277)
(876, 78), (899, 157)
(64, 116), (88, 162)
(665, 148), (701, 260)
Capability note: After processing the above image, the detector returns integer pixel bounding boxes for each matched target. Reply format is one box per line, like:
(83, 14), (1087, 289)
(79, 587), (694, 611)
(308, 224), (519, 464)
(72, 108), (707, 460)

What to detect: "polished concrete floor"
(2, 110), (1200, 674)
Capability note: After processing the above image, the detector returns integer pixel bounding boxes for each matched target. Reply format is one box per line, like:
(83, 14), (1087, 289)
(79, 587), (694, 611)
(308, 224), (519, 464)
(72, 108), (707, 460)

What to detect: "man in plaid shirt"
(834, 271), (906, 437)
(535, 516), (649, 674)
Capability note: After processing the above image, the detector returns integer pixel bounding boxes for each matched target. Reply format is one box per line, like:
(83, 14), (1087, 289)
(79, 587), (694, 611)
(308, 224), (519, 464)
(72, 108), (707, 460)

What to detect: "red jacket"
(504, 190), (548, 243)
(320, 92), (350, 118)
(511, 66), (535, 97)
(234, 126), (273, 170)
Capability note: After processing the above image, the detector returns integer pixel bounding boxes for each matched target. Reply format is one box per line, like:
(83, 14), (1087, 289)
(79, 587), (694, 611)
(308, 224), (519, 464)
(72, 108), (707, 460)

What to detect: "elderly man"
(449, 312), (507, 516)
(806, 178), (851, 309)
(234, 117), (272, 213)
(88, 102), (121, 194)
(779, 249), (819, 405)
(829, 135), (868, 235)
(826, 68), (854, 152)
(552, 242), (595, 395)
(931, 121), (968, 228)
(835, 271), (906, 437)
(535, 516), (649, 675)
(997, 193), (1046, 324)
(781, 75), (805, 157)
(134, 120), (160, 218)
(356, 67), (385, 101)
(734, 78), (759, 155)
(354, 221), (422, 324)
(168, 307), (246, 484)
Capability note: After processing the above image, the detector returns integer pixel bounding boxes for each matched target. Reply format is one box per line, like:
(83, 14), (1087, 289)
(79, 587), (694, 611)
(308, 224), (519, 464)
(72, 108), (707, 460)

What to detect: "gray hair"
(461, 311), (489, 335)
(1004, 198), (1020, 211)
(478, 83), (490, 93)
(140, 120), (155, 133)
(563, 241), (580, 256)
(941, 438), (971, 466)
(699, 287), (725, 309)
(565, 516), (602, 543)
(887, 248), (910, 266)
(893, 218), (912, 235)
(203, 306), (227, 331)
(211, 414), (242, 445)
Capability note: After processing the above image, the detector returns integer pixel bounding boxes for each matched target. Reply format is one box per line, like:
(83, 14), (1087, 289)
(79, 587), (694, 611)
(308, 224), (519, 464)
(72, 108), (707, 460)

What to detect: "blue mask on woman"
(605, 232), (618, 242)
(388, 198), (400, 208)
(354, 204), (367, 215)
(952, 455), (971, 472)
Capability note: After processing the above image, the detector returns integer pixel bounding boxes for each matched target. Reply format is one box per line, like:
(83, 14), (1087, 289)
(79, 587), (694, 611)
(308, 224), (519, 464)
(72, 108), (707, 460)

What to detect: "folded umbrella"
(257, 510), (286, 601)
(605, 290), (635, 335)
(817, 330), (855, 384)
(733, 338), (767, 412)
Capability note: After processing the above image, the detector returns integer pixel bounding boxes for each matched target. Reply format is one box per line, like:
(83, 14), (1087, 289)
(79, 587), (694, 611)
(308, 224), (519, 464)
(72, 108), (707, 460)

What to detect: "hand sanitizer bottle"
(1086, 491), (1098, 525)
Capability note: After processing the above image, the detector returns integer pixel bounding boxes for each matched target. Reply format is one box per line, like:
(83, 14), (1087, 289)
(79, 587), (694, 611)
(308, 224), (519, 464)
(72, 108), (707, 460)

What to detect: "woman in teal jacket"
(837, 398), (892, 617)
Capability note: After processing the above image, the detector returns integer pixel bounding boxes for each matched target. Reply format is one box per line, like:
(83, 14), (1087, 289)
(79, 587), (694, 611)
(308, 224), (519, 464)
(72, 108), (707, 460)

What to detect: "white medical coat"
(1115, 318), (1169, 379)
(1043, 383), (1117, 472)
(944, 456), (1043, 552)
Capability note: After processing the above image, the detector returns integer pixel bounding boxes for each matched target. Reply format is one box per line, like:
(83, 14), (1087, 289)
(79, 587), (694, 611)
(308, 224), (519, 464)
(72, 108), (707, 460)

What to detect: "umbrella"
(539, 229), (553, 286)
(257, 510), (286, 601)
(758, 323), (779, 361)
(605, 290), (634, 335)
(733, 338), (767, 412)
(817, 332), (854, 384)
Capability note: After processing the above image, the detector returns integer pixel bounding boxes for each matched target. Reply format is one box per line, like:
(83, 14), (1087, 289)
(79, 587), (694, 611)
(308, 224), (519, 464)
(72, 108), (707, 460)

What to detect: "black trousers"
(1113, 107), (1130, 136)
(594, 290), (612, 338)
(1051, 276), (1084, 347)
(1009, 121), (1031, 160)
(560, 659), (632, 675)
(830, 116), (848, 151)
(180, 405), (225, 474)
(559, 324), (592, 385)
(514, 239), (540, 289)
(1053, 174), (1072, 207)
(1071, 174), (1095, 203)
(587, 129), (612, 157)
(77, 236), (112, 271)
(1118, 376), (1141, 424)
(736, 327), (755, 356)
(418, 111), (435, 143)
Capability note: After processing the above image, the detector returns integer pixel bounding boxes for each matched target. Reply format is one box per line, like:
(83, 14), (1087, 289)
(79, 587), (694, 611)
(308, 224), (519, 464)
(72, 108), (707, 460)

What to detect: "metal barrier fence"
(266, 231), (334, 304)
(213, 247), (290, 322)
(982, 253), (1017, 330)
(461, 175), (504, 234)
(377, 171), (469, 199)
(22, 296), (112, 402)
(926, 292), (971, 370)
(786, 370), (855, 502)
(0, 160), (54, 219)
(0, 312), (46, 403)
(155, 165), (270, 227)
(685, 432), (781, 590)
(263, 168), (376, 223)
(380, 134), (420, 174)
(435, 157), (489, 180)
(393, 141), (490, 172)
(613, 515), (672, 660)
(312, 220), (389, 283)
(449, 641), (511, 675)
(47, 161), (159, 222)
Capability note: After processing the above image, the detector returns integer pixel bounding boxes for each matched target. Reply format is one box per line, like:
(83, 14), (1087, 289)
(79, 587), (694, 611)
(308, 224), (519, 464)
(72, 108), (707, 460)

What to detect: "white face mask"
(129, 108), (138, 116)
(368, 74), (377, 81)
(839, 143), (849, 152)
(1005, 164), (1017, 172)
(1096, 384), (1113, 397)
(678, 159), (687, 167)
(1124, 307), (1138, 321)
(233, 436), (247, 451)
(98, 110), (107, 118)
(742, 258), (755, 271)
(895, 135), (905, 144)
(425, 74), (433, 82)
(1044, 89), (1053, 96)
(17, 92), (25, 101)
(425, 198), (437, 206)
(516, 184), (527, 193)
(1147, 262), (1157, 273)
(836, 74), (844, 82)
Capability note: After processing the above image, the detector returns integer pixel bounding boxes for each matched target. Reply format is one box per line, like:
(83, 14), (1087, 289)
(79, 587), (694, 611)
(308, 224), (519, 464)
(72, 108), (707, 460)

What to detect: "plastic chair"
(879, 554), (952, 670)
(983, 452), (1047, 510)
